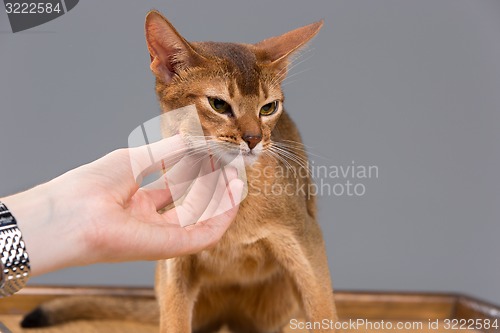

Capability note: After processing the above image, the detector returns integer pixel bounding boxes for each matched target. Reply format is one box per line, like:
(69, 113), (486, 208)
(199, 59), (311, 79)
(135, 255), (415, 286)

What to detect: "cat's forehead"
(193, 42), (264, 96)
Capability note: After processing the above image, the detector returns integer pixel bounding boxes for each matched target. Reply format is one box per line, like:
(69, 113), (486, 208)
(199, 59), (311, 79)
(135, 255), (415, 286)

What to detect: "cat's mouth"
(207, 141), (261, 166)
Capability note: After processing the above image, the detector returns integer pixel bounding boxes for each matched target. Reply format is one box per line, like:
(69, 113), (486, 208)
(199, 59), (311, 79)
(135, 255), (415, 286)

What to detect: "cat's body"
(21, 10), (337, 333)
(157, 116), (333, 333)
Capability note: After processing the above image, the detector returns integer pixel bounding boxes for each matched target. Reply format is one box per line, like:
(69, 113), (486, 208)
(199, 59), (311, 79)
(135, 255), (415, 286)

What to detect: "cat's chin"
(241, 152), (261, 166)
(216, 151), (260, 167)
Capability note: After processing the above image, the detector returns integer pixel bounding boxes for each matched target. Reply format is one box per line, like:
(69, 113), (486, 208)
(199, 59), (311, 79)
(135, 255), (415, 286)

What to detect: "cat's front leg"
(156, 258), (200, 333)
(265, 228), (338, 333)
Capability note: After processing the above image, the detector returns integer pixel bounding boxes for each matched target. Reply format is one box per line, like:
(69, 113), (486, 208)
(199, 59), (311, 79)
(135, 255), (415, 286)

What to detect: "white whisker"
(268, 143), (312, 177)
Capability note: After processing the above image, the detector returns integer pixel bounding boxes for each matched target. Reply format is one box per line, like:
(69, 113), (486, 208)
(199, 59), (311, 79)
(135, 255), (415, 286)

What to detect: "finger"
(181, 178), (244, 253)
(198, 167), (238, 221)
(137, 187), (173, 212)
(140, 154), (204, 210)
(162, 158), (221, 227)
(129, 135), (190, 183)
(108, 179), (244, 262)
(163, 152), (205, 201)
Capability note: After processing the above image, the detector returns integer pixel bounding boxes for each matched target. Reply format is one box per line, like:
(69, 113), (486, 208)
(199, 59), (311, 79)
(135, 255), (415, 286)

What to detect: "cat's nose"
(243, 135), (262, 150)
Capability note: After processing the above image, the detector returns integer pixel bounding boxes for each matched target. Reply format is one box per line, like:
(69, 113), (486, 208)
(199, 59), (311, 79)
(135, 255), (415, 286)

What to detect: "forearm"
(1, 181), (87, 277)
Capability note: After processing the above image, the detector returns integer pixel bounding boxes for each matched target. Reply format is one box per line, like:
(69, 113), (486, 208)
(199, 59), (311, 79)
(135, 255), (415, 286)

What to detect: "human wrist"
(1, 180), (87, 276)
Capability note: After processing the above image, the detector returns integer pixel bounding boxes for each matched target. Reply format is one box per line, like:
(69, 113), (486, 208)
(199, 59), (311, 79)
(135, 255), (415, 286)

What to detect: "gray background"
(1, 1), (499, 304)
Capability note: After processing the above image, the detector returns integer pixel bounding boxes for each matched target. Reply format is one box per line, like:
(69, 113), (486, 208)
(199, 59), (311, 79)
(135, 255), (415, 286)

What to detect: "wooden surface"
(0, 316), (483, 333)
(0, 286), (499, 333)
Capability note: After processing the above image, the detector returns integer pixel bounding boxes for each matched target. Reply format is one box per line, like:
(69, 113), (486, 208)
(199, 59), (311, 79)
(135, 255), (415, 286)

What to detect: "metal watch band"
(0, 202), (30, 297)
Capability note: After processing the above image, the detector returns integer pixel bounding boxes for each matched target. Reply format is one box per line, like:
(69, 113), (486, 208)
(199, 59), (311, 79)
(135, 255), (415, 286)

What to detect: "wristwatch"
(0, 202), (30, 297)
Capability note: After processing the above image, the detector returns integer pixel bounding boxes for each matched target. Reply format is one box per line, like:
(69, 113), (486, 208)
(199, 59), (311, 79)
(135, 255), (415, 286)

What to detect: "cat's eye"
(208, 97), (232, 115)
(260, 101), (279, 116)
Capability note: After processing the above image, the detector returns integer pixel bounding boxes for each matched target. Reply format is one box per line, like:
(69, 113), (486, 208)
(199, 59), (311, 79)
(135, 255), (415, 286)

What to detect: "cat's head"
(145, 10), (322, 165)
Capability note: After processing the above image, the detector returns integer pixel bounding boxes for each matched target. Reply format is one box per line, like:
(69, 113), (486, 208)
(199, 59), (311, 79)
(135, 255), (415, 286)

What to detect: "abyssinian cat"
(21, 10), (337, 333)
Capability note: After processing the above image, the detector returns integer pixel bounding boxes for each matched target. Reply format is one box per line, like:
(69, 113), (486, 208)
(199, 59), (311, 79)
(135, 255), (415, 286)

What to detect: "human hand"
(2, 135), (244, 276)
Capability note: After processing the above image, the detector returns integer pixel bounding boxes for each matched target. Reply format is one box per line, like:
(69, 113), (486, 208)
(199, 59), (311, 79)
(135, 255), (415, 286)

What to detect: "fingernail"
(224, 166), (238, 181)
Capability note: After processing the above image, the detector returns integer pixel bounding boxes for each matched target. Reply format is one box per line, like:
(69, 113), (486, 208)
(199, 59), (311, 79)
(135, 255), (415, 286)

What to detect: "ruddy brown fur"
(21, 10), (337, 333)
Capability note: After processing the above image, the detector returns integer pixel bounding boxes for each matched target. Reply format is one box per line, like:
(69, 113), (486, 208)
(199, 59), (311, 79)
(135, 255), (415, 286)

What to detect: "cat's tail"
(20, 296), (159, 328)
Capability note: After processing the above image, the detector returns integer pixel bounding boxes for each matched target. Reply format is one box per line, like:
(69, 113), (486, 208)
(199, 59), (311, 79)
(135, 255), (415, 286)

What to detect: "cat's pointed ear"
(145, 11), (203, 83)
(255, 20), (323, 64)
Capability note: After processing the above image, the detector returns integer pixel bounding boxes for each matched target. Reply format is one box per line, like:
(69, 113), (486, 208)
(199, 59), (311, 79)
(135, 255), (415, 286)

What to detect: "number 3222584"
(443, 318), (499, 330)
(5, 2), (62, 14)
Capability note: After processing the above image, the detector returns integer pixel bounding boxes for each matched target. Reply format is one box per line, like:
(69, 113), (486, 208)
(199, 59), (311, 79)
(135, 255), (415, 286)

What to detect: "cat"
(21, 10), (338, 333)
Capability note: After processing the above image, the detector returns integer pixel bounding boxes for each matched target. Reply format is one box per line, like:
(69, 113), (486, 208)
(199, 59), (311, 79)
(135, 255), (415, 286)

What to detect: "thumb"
(182, 178), (245, 253)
